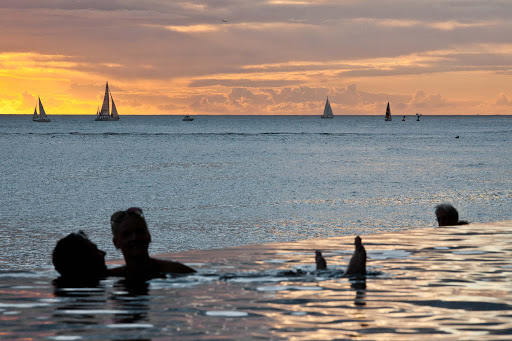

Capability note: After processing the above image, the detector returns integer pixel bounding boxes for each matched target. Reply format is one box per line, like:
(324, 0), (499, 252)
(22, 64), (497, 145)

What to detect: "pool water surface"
(1, 221), (511, 340)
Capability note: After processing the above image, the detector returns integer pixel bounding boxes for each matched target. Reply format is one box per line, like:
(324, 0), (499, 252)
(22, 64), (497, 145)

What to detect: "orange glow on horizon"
(1, 48), (512, 116)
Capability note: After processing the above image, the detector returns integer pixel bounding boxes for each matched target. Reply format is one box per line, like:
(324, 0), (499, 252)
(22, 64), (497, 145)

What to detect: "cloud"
(496, 93), (511, 106)
(20, 91), (37, 109)
(162, 24), (220, 33)
(185, 84), (454, 115)
(189, 95), (229, 113)
(189, 79), (299, 88)
(409, 90), (446, 108)
(1, 1), (512, 115)
(227, 88), (271, 108)
(364, 18), (500, 31)
(157, 103), (184, 111)
(263, 86), (327, 104)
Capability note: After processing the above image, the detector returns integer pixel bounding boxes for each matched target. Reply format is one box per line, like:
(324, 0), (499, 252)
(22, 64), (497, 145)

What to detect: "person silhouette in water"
(52, 230), (109, 286)
(344, 236), (366, 276)
(435, 203), (469, 226)
(110, 207), (195, 281)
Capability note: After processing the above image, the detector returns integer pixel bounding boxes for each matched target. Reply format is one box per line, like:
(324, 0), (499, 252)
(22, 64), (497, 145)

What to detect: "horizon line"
(4, 113), (511, 116)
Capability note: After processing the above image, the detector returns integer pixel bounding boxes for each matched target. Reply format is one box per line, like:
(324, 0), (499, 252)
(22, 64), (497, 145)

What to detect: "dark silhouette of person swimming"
(344, 236), (366, 276)
(435, 203), (469, 226)
(315, 250), (327, 270)
(52, 230), (109, 286)
(109, 207), (195, 281)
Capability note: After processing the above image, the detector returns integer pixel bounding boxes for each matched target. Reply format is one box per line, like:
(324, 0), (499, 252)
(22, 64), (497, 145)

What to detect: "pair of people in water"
(52, 207), (195, 285)
(53, 207), (367, 284)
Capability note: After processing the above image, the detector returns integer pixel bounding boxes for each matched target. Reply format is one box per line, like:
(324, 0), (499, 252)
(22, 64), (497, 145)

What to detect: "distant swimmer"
(315, 250), (327, 270)
(435, 203), (469, 226)
(344, 236), (366, 276)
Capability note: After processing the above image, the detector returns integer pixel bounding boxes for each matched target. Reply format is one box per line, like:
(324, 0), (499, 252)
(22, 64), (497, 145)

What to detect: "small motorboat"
(183, 115), (194, 121)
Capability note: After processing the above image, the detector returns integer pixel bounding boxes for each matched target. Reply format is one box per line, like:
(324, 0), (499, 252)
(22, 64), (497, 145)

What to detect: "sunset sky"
(1, 0), (512, 115)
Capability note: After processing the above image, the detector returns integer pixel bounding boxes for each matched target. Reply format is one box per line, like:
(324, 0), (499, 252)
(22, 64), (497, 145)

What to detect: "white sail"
(110, 94), (119, 119)
(321, 97), (334, 118)
(39, 97), (48, 118)
(99, 82), (110, 117)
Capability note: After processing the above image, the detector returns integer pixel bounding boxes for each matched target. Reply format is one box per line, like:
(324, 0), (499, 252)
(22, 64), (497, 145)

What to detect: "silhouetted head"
(52, 230), (107, 281)
(435, 203), (459, 226)
(315, 250), (327, 270)
(111, 207), (151, 259)
(344, 236), (366, 276)
(355, 236), (362, 248)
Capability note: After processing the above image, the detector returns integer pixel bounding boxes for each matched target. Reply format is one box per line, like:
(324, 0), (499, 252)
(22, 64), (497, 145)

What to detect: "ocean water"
(0, 114), (511, 271)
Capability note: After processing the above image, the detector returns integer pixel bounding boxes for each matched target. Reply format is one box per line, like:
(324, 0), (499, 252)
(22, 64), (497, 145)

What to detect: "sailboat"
(32, 97), (51, 122)
(95, 82), (120, 121)
(385, 102), (392, 121)
(321, 96), (334, 119)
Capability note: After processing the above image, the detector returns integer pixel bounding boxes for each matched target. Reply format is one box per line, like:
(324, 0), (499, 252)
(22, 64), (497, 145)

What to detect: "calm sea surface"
(0, 115), (511, 271)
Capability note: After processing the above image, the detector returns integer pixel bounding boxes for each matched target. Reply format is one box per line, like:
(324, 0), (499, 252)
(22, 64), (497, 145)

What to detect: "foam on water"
(106, 323), (154, 328)
(205, 311), (249, 317)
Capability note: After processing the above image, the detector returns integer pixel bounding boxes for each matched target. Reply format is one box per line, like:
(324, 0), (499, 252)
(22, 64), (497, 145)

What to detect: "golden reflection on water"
(194, 221), (512, 340)
(0, 221), (511, 339)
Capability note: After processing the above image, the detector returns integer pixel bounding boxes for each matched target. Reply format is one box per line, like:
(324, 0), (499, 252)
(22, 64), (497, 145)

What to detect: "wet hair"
(435, 203), (459, 225)
(355, 236), (362, 247)
(110, 207), (146, 236)
(52, 231), (102, 278)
